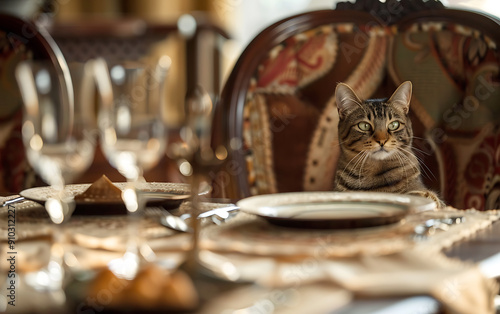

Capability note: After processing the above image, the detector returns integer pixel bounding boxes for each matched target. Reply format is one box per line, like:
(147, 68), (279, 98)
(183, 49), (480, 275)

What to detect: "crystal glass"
(96, 57), (169, 199)
(94, 56), (170, 278)
(15, 60), (97, 291)
(17, 60), (96, 221)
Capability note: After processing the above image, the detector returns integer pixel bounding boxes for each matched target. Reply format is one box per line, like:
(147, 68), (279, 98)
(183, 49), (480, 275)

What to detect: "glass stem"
(185, 173), (202, 273)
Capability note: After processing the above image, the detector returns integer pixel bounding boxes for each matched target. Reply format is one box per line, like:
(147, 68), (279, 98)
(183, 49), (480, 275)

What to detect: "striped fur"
(333, 82), (445, 207)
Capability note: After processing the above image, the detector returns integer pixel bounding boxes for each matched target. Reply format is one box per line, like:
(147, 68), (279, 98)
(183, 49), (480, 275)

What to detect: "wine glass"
(94, 56), (170, 278)
(15, 60), (97, 290)
(171, 85), (231, 279)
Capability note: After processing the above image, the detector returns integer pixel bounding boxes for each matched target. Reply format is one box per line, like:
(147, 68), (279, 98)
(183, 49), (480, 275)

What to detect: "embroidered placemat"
(201, 207), (500, 258)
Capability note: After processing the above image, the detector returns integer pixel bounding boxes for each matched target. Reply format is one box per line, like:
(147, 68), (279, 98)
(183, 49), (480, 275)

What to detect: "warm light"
(179, 160), (193, 176)
(122, 188), (138, 212)
(104, 127), (117, 145)
(147, 138), (160, 151)
(30, 134), (44, 151)
(219, 261), (239, 282)
(215, 145), (228, 160)
(108, 251), (139, 280)
(34, 270), (50, 287)
(139, 244), (156, 262)
(64, 252), (80, 268)
(47, 260), (64, 282)
(51, 243), (65, 258)
(42, 111), (57, 142)
(159, 55), (172, 69)
(116, 105), (132, 134)
(46, 198), (64, 224)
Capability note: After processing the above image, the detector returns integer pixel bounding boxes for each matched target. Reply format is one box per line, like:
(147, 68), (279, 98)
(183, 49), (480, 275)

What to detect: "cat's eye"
(388, 121), (400, 131)
(357, 122), (371, 131)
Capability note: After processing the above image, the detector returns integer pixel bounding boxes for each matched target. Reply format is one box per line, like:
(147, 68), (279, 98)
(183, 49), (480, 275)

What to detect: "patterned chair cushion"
(217, 8), (500, 211)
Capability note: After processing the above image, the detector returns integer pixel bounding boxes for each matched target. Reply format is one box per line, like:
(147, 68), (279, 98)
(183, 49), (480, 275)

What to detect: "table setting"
(2, 186), (499, 313)
(1, 55), (499, 314)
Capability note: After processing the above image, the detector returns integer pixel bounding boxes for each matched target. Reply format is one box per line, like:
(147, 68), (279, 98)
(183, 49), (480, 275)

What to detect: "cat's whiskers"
(342, 150), (367, 189)
(358, 152), (370, 189)
(393, 150), (410, 190)
(407, 138), (436, 179)
(398, 146), (435, 181)
(410, 145), (432, 156)
(334, 81), (444, 207)
(341, 150), (366, 181)
(408, 147), (436, 180)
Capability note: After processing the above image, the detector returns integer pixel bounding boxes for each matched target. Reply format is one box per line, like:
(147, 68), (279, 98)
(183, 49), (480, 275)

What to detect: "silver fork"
(148, 207), (192, 233)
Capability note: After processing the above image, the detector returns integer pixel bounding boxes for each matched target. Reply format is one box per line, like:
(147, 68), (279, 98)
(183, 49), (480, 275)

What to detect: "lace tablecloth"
(1, 196), (499, 314)
(1, 196), (499, 265)
(202, 207), (499, 257)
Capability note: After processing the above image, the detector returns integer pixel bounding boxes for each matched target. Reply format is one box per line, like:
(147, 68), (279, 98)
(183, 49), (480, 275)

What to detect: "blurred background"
(1, 0), (498, 127)
(0, 0), (498, 186)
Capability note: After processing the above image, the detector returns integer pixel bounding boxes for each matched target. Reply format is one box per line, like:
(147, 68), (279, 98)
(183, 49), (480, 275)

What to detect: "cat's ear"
(335, 83), (362, 120)
(388, 81), (412, 114)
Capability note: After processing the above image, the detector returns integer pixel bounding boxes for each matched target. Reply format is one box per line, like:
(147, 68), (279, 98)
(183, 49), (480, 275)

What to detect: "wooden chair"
(212, 0), (500, 211)
(0, 13), (72, 194)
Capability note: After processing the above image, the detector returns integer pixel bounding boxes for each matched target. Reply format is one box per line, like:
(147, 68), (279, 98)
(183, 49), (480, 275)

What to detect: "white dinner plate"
(20, 182), (210, 215)
(236, 191), (436, 229)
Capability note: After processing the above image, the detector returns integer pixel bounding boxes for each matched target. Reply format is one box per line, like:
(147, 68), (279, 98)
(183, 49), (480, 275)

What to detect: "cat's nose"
(373, 131), (388, 145)
(376, 139), (388, 147)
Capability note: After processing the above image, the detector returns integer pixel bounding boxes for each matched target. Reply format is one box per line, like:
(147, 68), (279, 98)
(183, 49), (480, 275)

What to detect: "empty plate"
(236, 191), (436, 229)
(20, 182), (211, 215)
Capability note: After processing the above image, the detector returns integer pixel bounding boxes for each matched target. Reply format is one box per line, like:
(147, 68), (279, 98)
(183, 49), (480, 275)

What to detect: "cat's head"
(335, 81), (413, 161)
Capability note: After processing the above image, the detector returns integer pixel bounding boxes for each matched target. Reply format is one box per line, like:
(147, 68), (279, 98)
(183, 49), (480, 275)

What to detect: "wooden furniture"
(212, 0), (500, 210)
(0, 13), (72, 194)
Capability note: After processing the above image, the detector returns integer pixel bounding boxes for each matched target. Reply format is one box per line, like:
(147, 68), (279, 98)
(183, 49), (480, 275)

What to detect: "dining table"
(0, 188), (499, 314)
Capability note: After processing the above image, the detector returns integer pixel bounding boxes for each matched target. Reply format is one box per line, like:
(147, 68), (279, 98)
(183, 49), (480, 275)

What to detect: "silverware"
(414, 216), (465, 239)
(153, 205), (239, 233)
(1, 196), (26, 207)
(180, 205), (239, 220)
(160, 212), (193, 233)
(148, 207), (193, 233)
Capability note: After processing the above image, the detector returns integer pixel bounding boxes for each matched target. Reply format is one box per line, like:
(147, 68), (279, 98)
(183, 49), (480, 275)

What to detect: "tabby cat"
(333, 81), (445, 208)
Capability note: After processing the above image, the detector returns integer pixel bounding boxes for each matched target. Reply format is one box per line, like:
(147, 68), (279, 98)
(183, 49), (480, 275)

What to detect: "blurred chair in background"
(0, 13), (72, 194)
(212, 0), (500, 210)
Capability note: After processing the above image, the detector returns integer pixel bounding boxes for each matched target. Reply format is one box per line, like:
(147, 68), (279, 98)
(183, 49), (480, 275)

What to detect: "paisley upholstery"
(215, 8), (500, 211)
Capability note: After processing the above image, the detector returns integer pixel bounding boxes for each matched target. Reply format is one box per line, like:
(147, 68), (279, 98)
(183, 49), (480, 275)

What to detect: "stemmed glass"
(173, 85), (228, 277)
(15, 60), (97, 291)
(94, 56), (170, 278)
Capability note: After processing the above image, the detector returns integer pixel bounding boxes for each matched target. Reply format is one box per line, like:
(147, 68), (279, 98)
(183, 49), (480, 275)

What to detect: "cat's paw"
(407, 190), (446, 209)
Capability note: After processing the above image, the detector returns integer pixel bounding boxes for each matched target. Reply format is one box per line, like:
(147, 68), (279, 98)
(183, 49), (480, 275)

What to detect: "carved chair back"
(213, 4), (500, 211)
